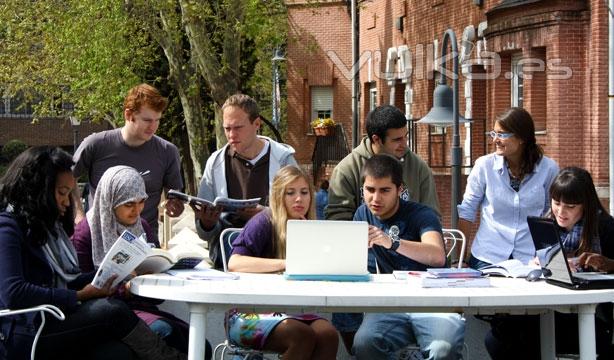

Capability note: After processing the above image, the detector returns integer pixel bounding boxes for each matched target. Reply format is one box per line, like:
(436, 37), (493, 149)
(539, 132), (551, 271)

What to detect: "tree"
(0, 0), (156, 126)
(0, 0), (288, 187)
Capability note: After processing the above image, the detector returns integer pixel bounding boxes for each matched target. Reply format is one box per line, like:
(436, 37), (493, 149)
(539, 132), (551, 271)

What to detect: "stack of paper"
(393, 269), (491, 288)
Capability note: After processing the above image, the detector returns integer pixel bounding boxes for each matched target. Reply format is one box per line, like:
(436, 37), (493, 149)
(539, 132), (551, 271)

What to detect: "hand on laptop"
(577, 252), (614, 273)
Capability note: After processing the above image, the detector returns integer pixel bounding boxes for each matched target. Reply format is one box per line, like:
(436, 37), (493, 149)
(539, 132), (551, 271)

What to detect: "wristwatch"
(389, 234), (400, 251)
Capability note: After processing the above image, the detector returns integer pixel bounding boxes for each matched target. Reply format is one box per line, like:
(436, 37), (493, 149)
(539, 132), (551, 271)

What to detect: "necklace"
(506, 162), (522, 180)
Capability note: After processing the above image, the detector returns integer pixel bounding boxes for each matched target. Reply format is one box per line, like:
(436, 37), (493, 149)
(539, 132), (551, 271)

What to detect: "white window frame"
(511, 54), (524, 108)
(369, 83), (377, 112)
(310, 86), (333, 132)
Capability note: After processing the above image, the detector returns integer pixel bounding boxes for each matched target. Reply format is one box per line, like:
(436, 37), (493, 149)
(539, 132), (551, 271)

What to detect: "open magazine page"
(91, 230), (150, 289)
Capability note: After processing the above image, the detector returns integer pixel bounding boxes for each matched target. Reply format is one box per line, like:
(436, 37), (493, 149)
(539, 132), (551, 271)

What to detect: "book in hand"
(167, 189), (260, 212)
(134, 242), (209, 274)
(91, 230), (150, 289)
(426, 268), (483, 278)
(479, 259), (540, 278)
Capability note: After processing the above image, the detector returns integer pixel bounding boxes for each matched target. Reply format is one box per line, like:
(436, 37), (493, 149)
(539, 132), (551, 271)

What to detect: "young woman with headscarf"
(71, 165), (210, 357)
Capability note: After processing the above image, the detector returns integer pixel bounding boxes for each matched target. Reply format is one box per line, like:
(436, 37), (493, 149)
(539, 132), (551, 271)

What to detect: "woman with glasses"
(457, 107), (559, 269)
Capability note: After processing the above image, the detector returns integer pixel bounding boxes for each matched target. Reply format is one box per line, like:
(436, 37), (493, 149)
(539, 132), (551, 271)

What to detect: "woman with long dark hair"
(458, 107), (559, 268)
(485, 167), (614, 359)
(0, 146), (185, 360)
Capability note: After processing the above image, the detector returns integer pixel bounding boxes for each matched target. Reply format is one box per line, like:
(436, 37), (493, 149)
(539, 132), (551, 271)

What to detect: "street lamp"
(69, 115), (81, 154)
(271, 48), (285, 129)
(417, 29), (470, 229)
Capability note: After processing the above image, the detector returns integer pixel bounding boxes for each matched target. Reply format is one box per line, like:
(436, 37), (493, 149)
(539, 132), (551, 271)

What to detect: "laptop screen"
(285, 220), (369, 276)
(527, 216), (561, 252)
(547, 247), (575, 285)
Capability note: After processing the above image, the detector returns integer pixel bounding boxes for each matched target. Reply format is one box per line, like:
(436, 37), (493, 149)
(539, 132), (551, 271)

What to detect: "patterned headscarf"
(87, 165), (148, 267)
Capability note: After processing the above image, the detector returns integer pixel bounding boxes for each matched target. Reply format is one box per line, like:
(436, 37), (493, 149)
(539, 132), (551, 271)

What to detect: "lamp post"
(417, 29), (469, 229)
(69, 116), (81, 154)
(271, 48), (285, 129)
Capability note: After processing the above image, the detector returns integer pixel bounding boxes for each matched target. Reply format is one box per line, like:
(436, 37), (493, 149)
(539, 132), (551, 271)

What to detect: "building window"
(511, 54), (524, 108)
(369, 83), (377, 111)
(311, 86), (333, 130)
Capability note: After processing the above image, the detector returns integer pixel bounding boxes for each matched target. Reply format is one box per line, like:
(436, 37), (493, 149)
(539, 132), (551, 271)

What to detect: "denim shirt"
(457, 153), (559, 264)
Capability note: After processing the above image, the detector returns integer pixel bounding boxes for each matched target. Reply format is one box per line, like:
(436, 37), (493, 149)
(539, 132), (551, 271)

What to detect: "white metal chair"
(0, 304), (66, 360)
(219, 227), (243, 273)
(214, 228), (279, 359)
(442, 228), (467, 269)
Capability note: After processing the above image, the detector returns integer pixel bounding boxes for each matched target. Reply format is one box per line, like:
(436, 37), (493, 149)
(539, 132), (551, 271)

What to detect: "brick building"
(0, 95), (111, 153)
(285, 0), (609, 227)
(0, 116), (111, 153)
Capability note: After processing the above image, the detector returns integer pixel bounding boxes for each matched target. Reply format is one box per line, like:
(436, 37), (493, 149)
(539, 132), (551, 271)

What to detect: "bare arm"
(457, 218), (474, 262)
(368, 226), (446, 267)
(227, 254), (285, 273)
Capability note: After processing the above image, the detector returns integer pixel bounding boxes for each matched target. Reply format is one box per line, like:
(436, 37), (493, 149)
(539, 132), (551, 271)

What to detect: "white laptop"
(284, 220), (370, 281)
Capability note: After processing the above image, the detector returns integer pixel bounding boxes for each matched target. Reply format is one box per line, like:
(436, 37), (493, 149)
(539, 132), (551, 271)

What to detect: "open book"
(134, 243), (208, 274)
(480, 259), (540, 278)
(167, 189), (260, 212)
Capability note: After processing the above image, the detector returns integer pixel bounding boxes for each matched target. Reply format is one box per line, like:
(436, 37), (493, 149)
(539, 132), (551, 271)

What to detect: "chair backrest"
(219, 227), (243, 272)
(442, 228), (467, 269)
(0, 304), (65, 360)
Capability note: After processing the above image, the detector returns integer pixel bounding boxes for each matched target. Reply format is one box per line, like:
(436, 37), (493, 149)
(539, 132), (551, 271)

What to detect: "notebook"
(284, 220), (370, 281)
(534, 218), (614, 290)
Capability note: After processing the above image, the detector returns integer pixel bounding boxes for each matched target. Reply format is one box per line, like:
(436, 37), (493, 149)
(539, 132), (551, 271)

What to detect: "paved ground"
(157, 207), (492, 359)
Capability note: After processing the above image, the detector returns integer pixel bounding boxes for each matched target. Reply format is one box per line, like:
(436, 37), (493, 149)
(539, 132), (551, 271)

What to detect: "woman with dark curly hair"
(0, 146), (185, 360)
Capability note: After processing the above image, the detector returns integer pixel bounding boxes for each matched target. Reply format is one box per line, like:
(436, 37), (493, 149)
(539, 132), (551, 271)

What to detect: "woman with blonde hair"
(227, 165), (338, 359)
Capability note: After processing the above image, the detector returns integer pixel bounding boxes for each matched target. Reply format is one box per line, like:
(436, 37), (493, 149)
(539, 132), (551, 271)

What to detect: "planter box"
(314, 126), (335, 137)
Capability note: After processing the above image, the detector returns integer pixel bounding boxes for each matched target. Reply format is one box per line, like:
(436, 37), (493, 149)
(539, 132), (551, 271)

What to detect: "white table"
(130, 273), (614, 360)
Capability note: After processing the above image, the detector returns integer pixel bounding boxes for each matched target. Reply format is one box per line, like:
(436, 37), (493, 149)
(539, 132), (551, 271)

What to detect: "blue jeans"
(353, 313), (465, 360)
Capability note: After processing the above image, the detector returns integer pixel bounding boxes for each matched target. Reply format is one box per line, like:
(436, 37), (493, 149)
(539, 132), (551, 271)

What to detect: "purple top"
(231, 209), (275, 258)
(71, 217), (156, 272)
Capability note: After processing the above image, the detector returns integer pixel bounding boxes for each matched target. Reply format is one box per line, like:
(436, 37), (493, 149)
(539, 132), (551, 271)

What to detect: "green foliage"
(1, 139), (28, 164)
(0, 0), (158, 125)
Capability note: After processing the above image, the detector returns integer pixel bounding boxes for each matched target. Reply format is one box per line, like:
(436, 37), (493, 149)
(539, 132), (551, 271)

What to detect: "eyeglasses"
(488, 131), (514, 140)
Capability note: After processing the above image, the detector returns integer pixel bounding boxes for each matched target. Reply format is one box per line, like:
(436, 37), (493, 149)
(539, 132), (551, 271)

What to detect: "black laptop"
(528, 217), (614, 290)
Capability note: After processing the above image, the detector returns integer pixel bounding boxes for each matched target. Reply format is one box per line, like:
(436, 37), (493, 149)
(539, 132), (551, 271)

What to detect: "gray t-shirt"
(73, 128), (183, 234)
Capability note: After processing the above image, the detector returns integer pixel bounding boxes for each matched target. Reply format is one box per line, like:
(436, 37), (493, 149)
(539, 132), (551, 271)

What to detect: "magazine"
(167, 189), (260, 212)
(91, 230), (150, 289)
(92, 230), (210, 289)
(480, 259), (540, 278)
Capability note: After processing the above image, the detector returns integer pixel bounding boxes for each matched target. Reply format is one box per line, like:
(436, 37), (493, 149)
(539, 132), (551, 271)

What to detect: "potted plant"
(310, 117), (336, 136)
